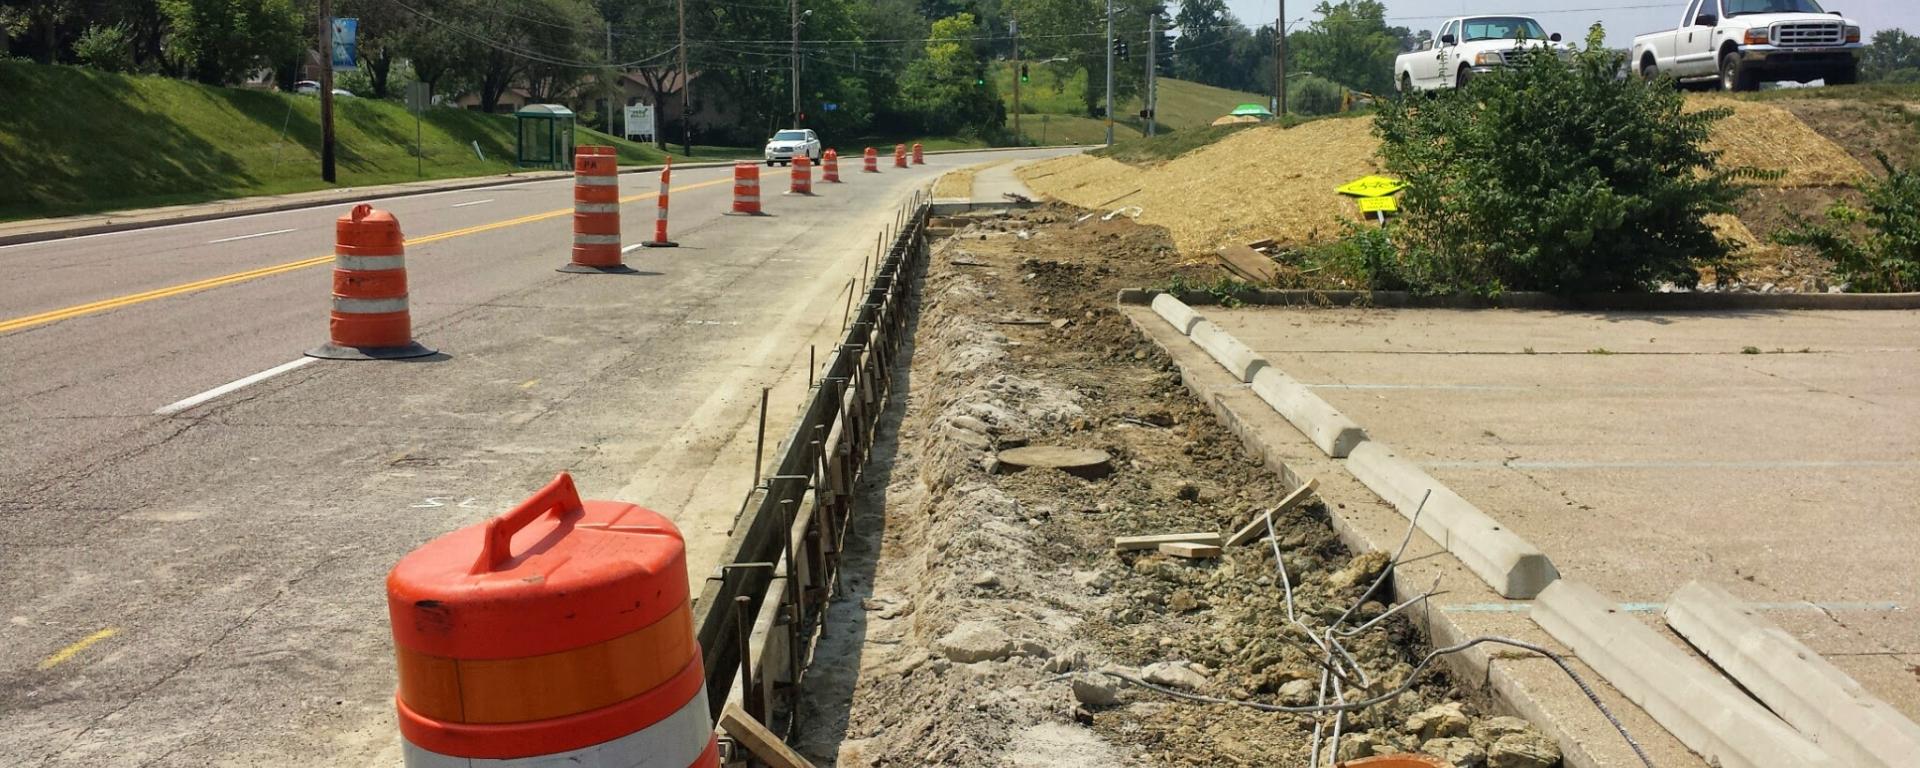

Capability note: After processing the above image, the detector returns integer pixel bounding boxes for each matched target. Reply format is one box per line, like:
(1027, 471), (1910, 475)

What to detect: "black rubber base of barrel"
(557, 263), (640, 274)
(641, 240), (679, 248)
(306, 341), (436, 360)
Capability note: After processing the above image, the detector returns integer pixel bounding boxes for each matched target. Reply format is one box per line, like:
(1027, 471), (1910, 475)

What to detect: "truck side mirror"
(1550, 32), (1563, 42)
(1694, 14), (1718, 26)
(1440, 33), (1457, 45)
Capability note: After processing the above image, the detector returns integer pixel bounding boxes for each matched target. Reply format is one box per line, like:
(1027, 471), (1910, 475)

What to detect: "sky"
(1216, 0), (1920, 48)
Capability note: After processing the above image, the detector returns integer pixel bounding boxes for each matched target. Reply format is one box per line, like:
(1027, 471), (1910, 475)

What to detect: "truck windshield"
(773, 130), (808, 141)
(1724, 0), (1826, 15)
(1462, 17), (1547, 42)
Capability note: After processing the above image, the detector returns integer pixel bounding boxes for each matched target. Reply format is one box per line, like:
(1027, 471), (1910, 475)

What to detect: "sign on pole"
(623, 104), (656, 142)
(330, 18), (358, 70)
(1357, 196), (1398, 213)
(1335, 175), (1406, 198)
(405, 82), (431, 114)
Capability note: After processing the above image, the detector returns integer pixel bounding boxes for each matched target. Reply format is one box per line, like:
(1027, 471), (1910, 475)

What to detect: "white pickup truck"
(1395, 15), (1569, 92)
(1631, 0), (1863, 91)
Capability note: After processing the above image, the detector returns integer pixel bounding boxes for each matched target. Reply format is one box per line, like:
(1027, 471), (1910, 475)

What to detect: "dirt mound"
(806, 207), (1559, 766)
(1018, 94), (1879, 282)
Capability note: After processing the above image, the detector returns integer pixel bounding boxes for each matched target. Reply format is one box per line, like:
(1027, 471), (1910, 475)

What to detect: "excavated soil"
(800, 206), (1562, 767)
(1017, 93), (1905, 289)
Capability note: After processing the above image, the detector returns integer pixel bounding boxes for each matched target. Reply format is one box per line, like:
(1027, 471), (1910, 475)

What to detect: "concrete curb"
(1533, 580), (1841, 768)
(1344, 442), (1558, 599)
(1115, 288), (1920, 311)
(0, 160), (745, 247)
(1188, 320), (1269, 383)
(1665, 581), (1920, 768)
(1150, 294), (1201, 335)
(1248, 367), (1368, 458)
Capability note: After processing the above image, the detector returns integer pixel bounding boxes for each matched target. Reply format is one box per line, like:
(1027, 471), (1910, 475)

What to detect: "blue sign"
(822, 102), (838, 112)
(331, 18), (358, 70)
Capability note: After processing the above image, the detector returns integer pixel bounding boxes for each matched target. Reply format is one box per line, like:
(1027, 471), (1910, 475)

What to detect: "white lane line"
(622, 243), (647, 254)
(154, 357), (318, 416)
(207, 228), (298, 244)
(451, 199), (495, 208)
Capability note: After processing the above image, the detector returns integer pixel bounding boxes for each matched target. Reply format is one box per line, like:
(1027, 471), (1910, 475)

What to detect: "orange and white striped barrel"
(789, 155), (813, 195)
(912, 143), (925, 165)
(730, 162), (763, 215)
(643, 158), (678, 248)
(563, 146), (632, 273)
(306, 204), (433, 360)
(389, 472), (719, 768)
(862, 147), (879, 173)
(822, 149), (841, 183)
(893, 143), (908, 168)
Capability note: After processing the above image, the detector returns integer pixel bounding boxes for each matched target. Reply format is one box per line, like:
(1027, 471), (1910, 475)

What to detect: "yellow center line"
(0, 177), (732, 336)
(38, 628), (118, 670)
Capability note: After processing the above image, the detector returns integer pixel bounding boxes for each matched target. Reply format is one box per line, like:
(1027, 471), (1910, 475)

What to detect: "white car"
(764, 129), (821, 166)
(1631, 0), (1862, 91)
(1395, 16), (1569, 92)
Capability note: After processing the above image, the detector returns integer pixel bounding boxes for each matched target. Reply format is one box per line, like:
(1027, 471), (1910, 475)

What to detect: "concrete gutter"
(0, 160), (743, 247)
(1534, 580), (1842, 768)
(1665, 581), (1920, 768)
(1117, 288), (1920, 311)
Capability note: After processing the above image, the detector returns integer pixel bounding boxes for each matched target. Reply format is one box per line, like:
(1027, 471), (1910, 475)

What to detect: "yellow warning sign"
(1357, 196), (1398, 213)
(1336, 175), (1406, 198)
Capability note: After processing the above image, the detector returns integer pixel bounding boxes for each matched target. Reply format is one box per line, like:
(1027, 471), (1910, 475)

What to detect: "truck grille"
(1771, 22), (1842, 47)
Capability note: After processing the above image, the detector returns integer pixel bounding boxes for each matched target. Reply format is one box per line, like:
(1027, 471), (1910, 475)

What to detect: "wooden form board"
(1225, 478), (1320, 547)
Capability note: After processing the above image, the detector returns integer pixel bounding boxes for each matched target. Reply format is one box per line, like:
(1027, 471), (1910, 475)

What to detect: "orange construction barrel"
(387, 472), (719, 767)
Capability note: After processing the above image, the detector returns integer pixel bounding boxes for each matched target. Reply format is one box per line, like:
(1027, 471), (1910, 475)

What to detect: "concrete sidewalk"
(1205, 307), (1920, 722)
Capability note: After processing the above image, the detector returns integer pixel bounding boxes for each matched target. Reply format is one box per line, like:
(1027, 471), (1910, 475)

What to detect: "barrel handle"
(475, 472), (583, 573)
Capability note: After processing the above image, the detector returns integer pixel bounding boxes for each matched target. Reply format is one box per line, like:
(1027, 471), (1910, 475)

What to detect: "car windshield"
(1462, 17), (1547, 41)
(773, 130), (808, 141)
(1724, 0), (1825, 15)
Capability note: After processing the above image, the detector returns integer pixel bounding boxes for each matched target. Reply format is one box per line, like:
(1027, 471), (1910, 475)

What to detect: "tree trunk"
(369, 53), (392, 98)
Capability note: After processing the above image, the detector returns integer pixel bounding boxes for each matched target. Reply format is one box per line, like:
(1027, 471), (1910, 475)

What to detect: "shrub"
(1773, 154), (1920, 292)
(1370, 25), (1752, 294)
(73, 23), (135, 73)
(1291, 76), (1345, 117)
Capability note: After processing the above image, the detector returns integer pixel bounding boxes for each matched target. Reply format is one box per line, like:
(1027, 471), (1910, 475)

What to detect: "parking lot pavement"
(1207, 306), (1920, 719)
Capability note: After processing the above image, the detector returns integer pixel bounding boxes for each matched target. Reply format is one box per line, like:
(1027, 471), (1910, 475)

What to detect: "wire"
(388, 0), (681, 69)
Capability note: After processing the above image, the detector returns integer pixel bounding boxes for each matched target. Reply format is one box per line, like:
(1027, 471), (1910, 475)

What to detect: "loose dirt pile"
(1018, 93), (1897, 289)
(804, 206), (1561, 767)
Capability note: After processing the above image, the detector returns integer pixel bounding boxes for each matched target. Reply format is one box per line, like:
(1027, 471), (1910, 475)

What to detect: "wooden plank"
(1158, 541), (1223, 559)
(1225, 478), (1320, 547)
(720, 702), (818, 768)
(1113, 532), (1224, 552)
(1215, 243), (1280, 284)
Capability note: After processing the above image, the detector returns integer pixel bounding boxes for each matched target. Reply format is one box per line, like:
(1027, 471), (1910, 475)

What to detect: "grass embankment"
(0, 61), (749, 221)
(990, 62), (1270, 145)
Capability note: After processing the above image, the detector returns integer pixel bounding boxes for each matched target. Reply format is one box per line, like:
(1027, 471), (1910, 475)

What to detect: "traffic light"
(1019, 64), (1029, 83)
(975, 74), (986, 86)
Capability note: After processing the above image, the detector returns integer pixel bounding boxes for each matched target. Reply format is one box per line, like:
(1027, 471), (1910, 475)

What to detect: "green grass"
(1738, 82), (1920, 103)
(993, 62), (1270, 135)
(0, 61), (752, 221)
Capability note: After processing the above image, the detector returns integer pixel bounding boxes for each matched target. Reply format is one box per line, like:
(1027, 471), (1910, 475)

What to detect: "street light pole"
(1104, 0), (1115, 146)
(1145, 6), (1157, 137)
(1276, 0), (1288, 117)
(1011, 17), (1021, 146)
(319, 0), (335, 183)
(678, 0), (690, 154)
(790, 0), (800, 127)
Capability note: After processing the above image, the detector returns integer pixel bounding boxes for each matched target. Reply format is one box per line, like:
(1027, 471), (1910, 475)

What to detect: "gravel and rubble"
(802, 205), (1563, 767)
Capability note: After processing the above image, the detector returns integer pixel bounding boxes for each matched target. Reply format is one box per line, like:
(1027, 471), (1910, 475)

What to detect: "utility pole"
(319, 0), (336, 183)
(1010, 17), (1021, 146)
(678, 0), (691, 155)
(1275, 0), (1287, 117)
(606, 22), (615, 137)
(1145, 7), (1157, 137)
(1104, 0), (1115, 147)
(790, 0), (800, 127)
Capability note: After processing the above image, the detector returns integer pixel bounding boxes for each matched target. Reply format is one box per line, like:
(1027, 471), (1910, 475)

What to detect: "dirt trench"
(794, 206), (1563, 767)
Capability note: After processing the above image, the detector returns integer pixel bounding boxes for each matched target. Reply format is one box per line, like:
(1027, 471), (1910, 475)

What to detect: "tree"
(1369, 25), (1750, 294)
(898, 13), (1005, 136)
(1173, 0), (1235, 87)
(159, 0), (303, 85)
(1862, 29), (1920, 83)
(1289, 0), (1399, 96)
(337, 0), (416, 98)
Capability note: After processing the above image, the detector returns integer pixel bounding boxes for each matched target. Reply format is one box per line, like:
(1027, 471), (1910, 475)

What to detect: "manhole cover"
(995, 446), (1113, 479)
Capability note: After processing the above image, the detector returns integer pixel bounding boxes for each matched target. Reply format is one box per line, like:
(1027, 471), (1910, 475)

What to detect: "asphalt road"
(0, 147), (1074, 767)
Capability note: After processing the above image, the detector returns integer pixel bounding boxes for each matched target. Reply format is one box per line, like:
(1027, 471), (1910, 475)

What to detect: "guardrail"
(693, 192), (932, 742)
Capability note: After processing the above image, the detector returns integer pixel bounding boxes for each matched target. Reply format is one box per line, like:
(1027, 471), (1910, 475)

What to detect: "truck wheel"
(1456, 66), (1472, 89)
(1827, 65), (1859, 86)
(1720, 51), (1757, 92)
(1400, 73), (1413, 95)
(1641, 58), (1662, 83)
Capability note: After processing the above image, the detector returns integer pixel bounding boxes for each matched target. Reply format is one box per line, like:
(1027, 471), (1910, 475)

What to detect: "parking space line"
(38, 628), (118, 670)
